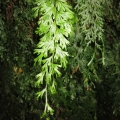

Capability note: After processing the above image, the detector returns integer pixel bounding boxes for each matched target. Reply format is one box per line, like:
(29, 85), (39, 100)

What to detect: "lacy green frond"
(33, 0), (75, 117)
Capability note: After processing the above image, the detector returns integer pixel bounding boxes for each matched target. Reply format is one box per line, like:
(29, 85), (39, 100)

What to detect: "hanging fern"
(33, 0), (75, 118)
(68, 0), (106, 89)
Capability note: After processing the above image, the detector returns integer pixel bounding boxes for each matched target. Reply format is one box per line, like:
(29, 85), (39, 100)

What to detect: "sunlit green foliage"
(33, 0), (75, 118)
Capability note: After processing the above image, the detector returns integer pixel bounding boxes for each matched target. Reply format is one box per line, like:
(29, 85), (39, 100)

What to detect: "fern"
(33, 0), (75, 118)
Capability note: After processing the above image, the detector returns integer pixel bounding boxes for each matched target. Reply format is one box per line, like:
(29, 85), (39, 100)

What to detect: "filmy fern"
(69, 0), (106, 89)
(33, 0), (75, 118)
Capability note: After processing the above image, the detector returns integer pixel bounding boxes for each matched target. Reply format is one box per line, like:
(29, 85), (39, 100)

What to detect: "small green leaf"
(36, 88), (46, 100)
(47, 103), (54, 115)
